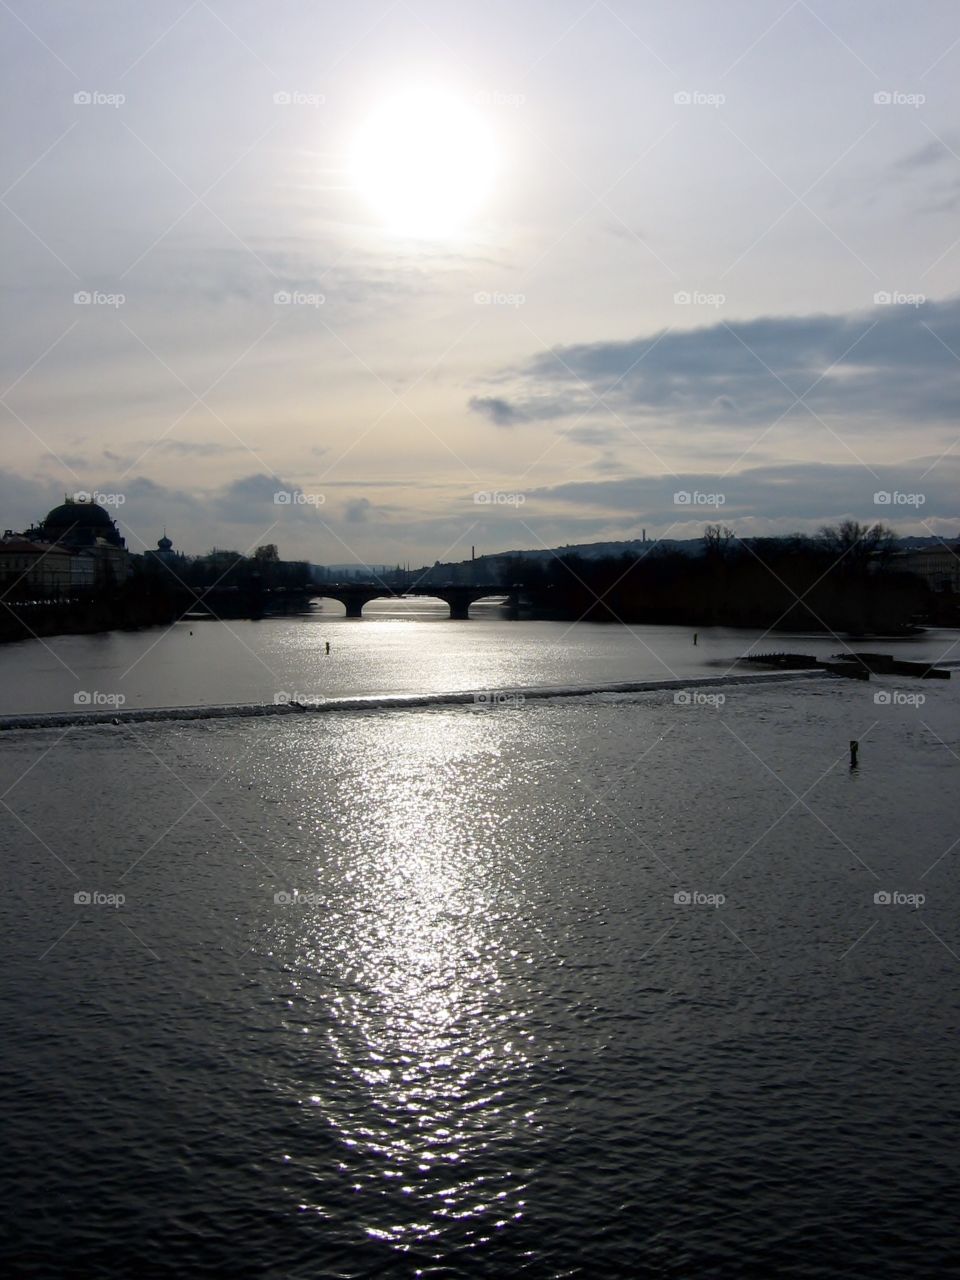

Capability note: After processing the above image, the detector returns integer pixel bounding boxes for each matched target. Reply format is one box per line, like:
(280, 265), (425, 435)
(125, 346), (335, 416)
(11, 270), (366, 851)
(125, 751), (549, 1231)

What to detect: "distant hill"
(314, 531), (959, 584)
(470, 536), (699, 563)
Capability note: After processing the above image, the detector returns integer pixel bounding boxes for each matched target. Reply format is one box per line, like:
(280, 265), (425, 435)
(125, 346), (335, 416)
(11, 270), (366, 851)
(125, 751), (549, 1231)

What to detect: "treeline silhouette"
(498, 522), (928, 633)
(0, 545), (317, 643)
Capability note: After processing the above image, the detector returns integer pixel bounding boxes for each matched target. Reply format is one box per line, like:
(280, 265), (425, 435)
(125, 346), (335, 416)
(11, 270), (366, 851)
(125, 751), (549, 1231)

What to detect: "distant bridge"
(311, 582), (511, 619)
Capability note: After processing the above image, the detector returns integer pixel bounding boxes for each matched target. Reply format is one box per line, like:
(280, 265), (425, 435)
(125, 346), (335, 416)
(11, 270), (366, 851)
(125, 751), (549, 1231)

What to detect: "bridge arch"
(311, 595), (349, 616)
(309, 583), (511, 619)
(403, 587), (510, 620)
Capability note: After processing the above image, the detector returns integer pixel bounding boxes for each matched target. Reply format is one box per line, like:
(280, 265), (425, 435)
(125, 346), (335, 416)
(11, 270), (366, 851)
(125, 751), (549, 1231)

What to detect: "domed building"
(24, 496), (129, 587)
(143, 530), (185, 576)
(35, 497), (127, 550)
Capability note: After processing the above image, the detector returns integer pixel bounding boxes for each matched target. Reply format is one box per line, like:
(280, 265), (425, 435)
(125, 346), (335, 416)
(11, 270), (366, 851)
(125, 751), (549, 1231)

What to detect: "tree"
(703, 524), (736, 559)
(818, 520), (895, 571)
(254, 543), (279, 562)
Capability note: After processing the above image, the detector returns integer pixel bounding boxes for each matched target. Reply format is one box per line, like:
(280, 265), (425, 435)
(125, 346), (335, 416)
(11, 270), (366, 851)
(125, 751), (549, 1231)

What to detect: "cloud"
(155, 440), (246, 457)
(526, 457), (960, 525)
(896, 139), (954, 171)
(344, 497), (373, 523)
(473, 297), (960, 431)
(41, 451), (89, 470)
(468, 395), (528, 426)
(561, 425), (624, 446)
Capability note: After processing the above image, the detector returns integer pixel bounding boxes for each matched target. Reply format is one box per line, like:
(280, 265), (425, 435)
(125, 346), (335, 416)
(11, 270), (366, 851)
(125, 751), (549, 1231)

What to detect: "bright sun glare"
(350, 87), (497, 238)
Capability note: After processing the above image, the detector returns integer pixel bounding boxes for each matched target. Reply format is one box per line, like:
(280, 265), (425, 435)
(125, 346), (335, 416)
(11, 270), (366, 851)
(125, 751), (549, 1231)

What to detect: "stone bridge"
(312, 583), (510, 619)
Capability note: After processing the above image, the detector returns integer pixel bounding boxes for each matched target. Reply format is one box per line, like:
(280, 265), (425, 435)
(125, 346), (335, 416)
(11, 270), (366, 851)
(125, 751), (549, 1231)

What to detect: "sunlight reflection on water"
(261, 710), (542, 1248)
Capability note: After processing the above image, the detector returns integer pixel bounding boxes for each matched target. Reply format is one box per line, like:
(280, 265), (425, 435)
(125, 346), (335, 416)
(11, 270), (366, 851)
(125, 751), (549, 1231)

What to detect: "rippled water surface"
(2, 675), (958, 1277)
(2, 602), (959, 713)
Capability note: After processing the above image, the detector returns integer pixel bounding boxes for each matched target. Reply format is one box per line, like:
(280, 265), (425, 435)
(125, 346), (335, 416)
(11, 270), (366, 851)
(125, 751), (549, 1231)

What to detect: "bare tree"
(818, 520), (895, 571)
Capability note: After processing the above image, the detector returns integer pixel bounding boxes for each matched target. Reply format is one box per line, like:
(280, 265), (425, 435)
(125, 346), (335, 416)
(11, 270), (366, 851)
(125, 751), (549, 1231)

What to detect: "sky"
(2, 0), (960, 567)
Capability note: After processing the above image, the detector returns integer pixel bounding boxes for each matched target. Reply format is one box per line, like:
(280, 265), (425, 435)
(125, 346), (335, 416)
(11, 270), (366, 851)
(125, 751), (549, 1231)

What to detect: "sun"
(350, 87), (497, 238)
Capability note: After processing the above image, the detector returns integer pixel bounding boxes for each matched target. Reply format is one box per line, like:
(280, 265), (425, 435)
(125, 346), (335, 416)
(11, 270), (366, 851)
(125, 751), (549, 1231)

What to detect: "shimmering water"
(1, 600), (958, 714)
(1, 676), (958, 1277)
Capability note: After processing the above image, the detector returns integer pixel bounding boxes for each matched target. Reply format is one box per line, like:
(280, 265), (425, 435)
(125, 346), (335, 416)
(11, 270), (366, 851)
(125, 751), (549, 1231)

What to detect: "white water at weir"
(0, 669), (829, 730)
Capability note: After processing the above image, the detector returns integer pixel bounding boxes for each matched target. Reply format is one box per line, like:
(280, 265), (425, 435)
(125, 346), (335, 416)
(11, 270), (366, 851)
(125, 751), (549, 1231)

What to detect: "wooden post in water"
(849, 739), (859, 768)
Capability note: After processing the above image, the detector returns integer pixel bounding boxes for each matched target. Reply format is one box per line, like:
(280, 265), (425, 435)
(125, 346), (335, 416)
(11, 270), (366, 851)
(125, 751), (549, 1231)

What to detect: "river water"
(1, 613), (958, 1276)
(1, 598), (959, 714)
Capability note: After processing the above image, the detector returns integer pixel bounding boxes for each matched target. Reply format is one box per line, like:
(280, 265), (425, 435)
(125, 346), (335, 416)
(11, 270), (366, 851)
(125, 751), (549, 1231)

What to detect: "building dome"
(39, 498), (125, 549)
(44, 500), (114, 530)
(157, 533), (173, 552)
